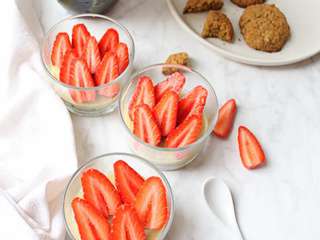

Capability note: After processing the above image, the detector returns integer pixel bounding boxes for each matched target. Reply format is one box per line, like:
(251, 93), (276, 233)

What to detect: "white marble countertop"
(37, 0), (320, 239)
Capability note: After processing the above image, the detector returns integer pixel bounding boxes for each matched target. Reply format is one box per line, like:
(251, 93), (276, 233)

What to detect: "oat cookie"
(231, 0), (265, 8)
(239, 4), (290, 52)
(163, 52), (189, 75)
(183, 0), (223, 14)
(201, 11), (234, 42)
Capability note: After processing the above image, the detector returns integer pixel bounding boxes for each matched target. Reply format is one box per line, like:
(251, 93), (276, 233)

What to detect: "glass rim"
(40, 13), (135, 91)
(119, 63), (219, 152)
(63, 152), (175, 240)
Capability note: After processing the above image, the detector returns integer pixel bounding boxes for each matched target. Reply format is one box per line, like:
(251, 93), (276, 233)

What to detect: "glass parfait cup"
(63, 152), (174, 240)
(119, 64), (219, 170)
(41, 14), (134, 117)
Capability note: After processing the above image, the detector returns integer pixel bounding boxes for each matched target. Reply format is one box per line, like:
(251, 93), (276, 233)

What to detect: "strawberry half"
(177, 86), (208, 123)
(153, 90), (179, 136)
(238, 126), (266, 170)
(82, 36), (101, 74)
(94, 52), (119, 86)
(69, 58), (96, 103)
(81, 168), (122, 217)
(99, 28), (119, 56)
(135, 177), (168, 230)
(112, 205), (146, 240)
(155, 72), (186, 102)
(59, 49), (77, 84)
(51, 32), (72, 68)
(128, 76), (156, 120)
(133, 104), (161, 146)
(115, 42), (129, 74)
(72, 197), (111, 240)
(72, 24), (90, 57)
(165, 114), (203, 148)
(213, 99), (237, 138)
(114, 160), (145, 205)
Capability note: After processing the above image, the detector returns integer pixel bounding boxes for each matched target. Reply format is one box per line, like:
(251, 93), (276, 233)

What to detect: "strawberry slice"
(133, 104), (161, 146)
(72, 24), (91, 57)
(51, 32), (72, 68)
(82, 36), (101, 74)
(98, 83), (120, 98)
(112, 205), (146, 240)
(69, 58), (96, 103)
(99, 28), (119, 56)
(72, 197), (111, 240)
(238, 126), (266, 170)
(155, 72), (186, 101)
(81, 168), (122, 217)
(165, 114), (203, 148)
(135, 177), (168, 230)
(114, 160), (145, 205)
(115, 42), (129, 74)
(177, 86), (208, 123)
(59, 49), (77, 84)
(153, 91), (179, 136)
(94, 52), (119, 86)
(128, 76), (155, 120)
(213, 99), (237, 138)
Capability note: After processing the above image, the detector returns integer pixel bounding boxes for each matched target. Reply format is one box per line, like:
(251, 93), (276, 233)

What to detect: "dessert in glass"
(41, 14), (134, 117)
(119, 64), (219, 170)
(64, 153), (174, 240)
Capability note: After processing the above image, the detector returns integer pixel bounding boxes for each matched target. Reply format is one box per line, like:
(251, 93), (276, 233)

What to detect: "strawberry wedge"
(238, 126), (266, 169)
(115, 42), (129, 74)
(72, 24), (91, 57)
(99, 28), (119, 55)
(82, 36), (101, 74)
(51, 32), (72, 68)
(59, 49), (77, 85)
(213, 99), (237, 138)
(155, 72), (185, 102)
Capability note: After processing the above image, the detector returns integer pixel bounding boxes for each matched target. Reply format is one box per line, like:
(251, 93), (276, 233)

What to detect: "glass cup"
(64, 152), (174, 240)
(41, 14), (135, 117)
(119, 64), (219, 170)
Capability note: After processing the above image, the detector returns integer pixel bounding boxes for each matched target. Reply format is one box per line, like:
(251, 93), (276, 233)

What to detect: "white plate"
(167, 0), (320, 66)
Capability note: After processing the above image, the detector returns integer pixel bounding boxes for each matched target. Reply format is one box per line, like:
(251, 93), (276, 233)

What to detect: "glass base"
(65, 102), (118, 117)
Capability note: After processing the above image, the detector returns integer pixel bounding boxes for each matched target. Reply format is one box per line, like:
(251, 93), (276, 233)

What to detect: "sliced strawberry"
(72, 197), (111, 240)
(81, 168), (122, 217)
(72, 24), (91, 57)
(51, 32), (72, 67)
(133, 104), (161, 146)
(99, 28), (119, 56)
(213, 99), (237, 138)
(69, 58), (96, 103)
(135, 177), (168, 230)
(59, 49), (77, 84)
(128, 76), (155, 120)
(177, 86), (208, 123)
(82, 36), (101, 74)
(165, 114), (203, 148)
(95, 52), (119, 86)
(238, 126), (266, 170)
(153, 91), (179, 136)
(114, 160), (145, 205)
(155, 72), (186, 102)
(115, 42), (129, 74)
(112, 205), (146, 240)
(99, 83), (120, 98)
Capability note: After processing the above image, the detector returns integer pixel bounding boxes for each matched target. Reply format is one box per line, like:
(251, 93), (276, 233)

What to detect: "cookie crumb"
(201, 11), (234, 42)
(183, 0), (223, 14)
(163, 52), (189, 75)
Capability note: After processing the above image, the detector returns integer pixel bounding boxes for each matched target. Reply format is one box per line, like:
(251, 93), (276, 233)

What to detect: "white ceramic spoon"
(203, 177), (244, 240)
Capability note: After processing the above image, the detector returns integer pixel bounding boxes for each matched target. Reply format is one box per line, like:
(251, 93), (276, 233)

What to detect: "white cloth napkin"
(0, 1), (77, 239)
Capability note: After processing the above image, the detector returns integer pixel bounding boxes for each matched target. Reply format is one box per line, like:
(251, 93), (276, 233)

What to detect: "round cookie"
(231, 0), (265, 8)
(239, 4), (290, 52)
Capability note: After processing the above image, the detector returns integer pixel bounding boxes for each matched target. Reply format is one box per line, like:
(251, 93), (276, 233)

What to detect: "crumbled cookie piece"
(183, 0), (223, 14)
(163, 52), (189, 75)
(239, 4), (290, 52)
(231, 0), (265, 8)
(201, 11), (234, 42)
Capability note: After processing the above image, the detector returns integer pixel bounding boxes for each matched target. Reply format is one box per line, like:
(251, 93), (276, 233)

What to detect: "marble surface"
(37, 0), (320, 239)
